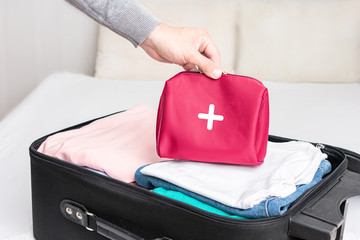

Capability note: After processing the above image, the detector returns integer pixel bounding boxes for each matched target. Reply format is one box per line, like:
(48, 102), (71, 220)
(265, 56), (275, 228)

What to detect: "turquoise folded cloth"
(153, 187), (248, 219)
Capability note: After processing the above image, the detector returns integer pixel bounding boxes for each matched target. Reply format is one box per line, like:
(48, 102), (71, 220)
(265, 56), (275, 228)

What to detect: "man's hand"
(140, 23), (222, 79)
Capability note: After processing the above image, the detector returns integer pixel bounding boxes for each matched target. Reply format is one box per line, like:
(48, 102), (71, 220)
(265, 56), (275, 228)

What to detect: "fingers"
(182, 63), (198, 72)
(199, 34), (221, 71)
(188, 29), (222, 79)
(188, 51), (222, 79)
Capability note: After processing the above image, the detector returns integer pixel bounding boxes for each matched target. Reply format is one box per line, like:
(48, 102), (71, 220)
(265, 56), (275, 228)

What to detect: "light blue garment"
(153, 187), (247, 219)
(84, 167), (109, 177)
(135, 160), (331, 219)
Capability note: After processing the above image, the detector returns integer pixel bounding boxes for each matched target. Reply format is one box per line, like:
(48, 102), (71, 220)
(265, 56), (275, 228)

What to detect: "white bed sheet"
(0, 72), (359, 239)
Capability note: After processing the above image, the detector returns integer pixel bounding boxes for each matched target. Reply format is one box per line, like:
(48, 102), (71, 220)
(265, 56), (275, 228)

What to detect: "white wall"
(0, 0), (98, 119)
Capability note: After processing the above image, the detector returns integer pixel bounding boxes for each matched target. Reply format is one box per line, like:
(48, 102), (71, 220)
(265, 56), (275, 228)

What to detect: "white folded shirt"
(140, 141), (327, 209)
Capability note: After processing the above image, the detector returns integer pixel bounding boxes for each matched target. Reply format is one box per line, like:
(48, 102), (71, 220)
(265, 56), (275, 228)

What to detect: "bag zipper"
(178, 71), (266, 87)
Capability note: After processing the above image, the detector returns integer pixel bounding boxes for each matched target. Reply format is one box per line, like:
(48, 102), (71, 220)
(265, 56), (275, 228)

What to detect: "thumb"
(190, 52), (222, 79)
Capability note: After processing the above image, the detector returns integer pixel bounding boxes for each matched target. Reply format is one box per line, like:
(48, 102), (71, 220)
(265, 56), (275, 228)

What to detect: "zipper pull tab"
(316, 143), (325, 149)
(194, 66), (228, 75)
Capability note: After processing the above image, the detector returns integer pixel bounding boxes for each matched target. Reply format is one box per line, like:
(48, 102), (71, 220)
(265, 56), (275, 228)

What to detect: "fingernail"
(212, 69), (222, 79)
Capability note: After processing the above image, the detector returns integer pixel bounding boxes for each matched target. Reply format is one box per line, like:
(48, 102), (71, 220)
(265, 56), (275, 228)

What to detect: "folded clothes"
(138, 160), (331, 218)
(137, 141), (327, 209)
(38, 105), (168, 183)
(153, 188), (247, 219)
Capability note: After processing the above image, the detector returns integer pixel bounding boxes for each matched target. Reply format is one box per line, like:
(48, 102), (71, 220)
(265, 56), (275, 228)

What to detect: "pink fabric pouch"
(38, 105), (165, 182)
(156, 72), (270, 166)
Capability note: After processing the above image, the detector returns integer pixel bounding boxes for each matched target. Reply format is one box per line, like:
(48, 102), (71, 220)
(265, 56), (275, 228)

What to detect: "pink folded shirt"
(38, 105), (167, 182)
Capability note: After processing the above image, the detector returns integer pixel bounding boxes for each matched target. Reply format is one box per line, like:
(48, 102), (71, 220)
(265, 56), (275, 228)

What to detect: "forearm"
(65, 0), (160, 47)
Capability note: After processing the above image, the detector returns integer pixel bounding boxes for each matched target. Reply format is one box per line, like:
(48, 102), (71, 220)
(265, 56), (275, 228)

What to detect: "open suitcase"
(30, 112), (360, 240)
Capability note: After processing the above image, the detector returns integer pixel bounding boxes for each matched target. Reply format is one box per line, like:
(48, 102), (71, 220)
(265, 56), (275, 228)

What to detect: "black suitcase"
(30, 112), (360, 240)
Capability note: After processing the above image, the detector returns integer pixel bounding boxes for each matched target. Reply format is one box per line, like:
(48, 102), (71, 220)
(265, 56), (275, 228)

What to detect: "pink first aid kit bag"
(156, 71), (269, 166)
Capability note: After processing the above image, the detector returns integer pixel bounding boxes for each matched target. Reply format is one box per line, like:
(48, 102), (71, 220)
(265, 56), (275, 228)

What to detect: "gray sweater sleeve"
(65, 0), (160, 47)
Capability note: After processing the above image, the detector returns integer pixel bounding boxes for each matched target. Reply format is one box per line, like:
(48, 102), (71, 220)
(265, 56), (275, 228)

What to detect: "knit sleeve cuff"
(108, 0), (161, 47)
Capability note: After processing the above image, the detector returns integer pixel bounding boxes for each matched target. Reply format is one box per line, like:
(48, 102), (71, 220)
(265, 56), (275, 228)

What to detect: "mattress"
(0, 72), (359, 239)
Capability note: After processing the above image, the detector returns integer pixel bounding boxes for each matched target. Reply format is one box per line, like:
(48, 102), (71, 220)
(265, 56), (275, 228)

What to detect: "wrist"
(141, 22), (166, 48)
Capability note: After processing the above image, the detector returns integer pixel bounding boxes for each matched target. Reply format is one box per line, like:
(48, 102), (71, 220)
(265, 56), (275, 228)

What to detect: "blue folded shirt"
(136, 160), (331, 219)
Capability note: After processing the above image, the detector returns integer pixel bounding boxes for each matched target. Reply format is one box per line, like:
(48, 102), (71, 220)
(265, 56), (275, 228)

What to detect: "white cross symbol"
(198, 104), (224, 130)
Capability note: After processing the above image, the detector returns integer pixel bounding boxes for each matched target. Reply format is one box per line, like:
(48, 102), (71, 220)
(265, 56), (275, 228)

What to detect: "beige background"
(0, 0), (98, 119)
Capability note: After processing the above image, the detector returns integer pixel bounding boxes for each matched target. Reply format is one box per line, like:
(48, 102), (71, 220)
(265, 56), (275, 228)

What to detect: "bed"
(0, 72), (359, 240)
(1, 0), (360, 239)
